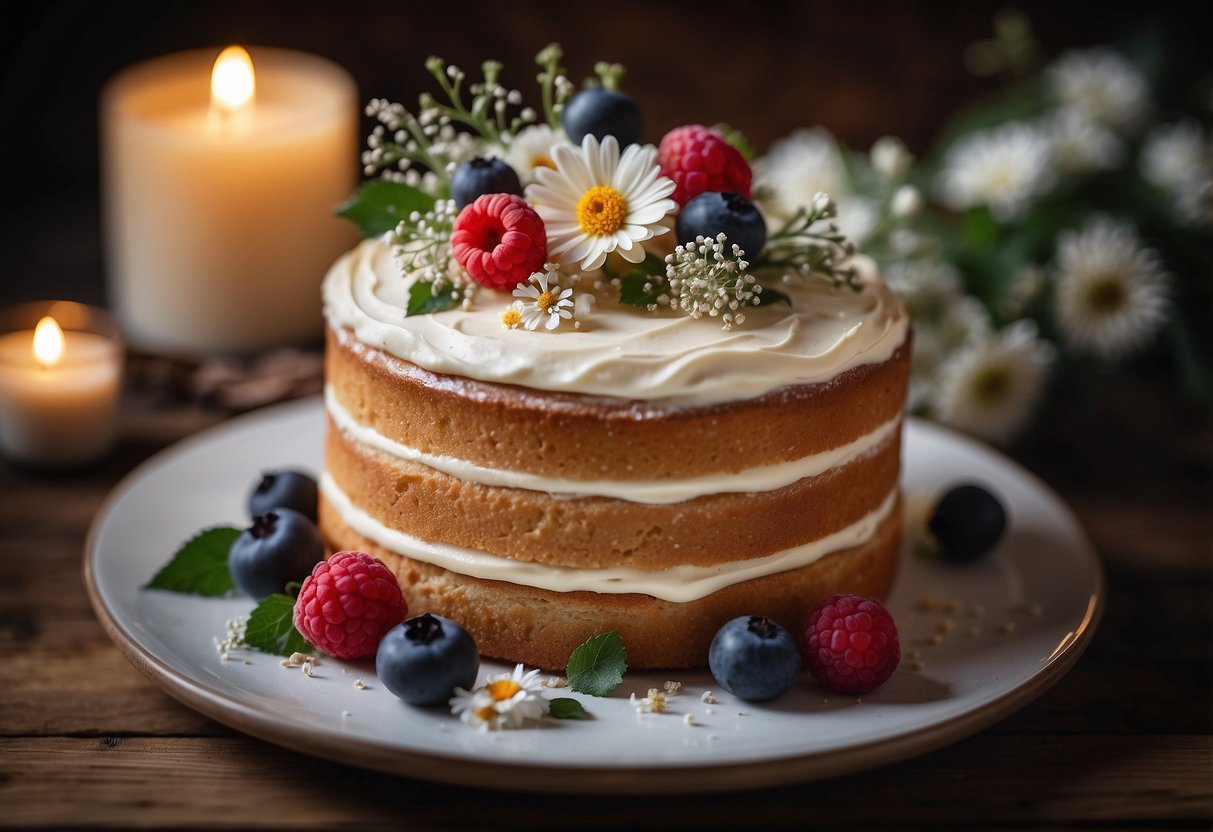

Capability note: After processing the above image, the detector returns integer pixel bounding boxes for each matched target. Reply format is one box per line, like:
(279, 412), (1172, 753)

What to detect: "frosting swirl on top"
(322, 238), (908, 407)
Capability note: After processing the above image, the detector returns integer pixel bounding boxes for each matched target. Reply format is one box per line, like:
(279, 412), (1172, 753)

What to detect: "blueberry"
(450, 157), (523, 210)
(376, 613), (480, 706)
(561, 88), (643, 147)
(708, 615), (803, 702)
(249, 470), (317, 522)
(228, 509), (324, 599)
(676, 192), (767, 259)
(928, 483), (1008, 562)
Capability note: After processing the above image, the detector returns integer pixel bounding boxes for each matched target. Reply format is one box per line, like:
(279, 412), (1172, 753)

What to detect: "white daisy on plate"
(1042, 108), (1124, 174)
(937, 123), (1054, 220)
(527, 134), (676, 272)
(505, 124), (569, 184)
(1047, 48), (1149, 130)
(1051, 217), (1169, 361)
(934, 320), (1055, 444)
(512, 266), (575, 331)
(449, 664), (548, 731)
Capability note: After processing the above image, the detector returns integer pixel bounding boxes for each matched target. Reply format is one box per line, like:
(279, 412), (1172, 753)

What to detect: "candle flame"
(33, 316), (65, 368)
(211, 46), (255, 112)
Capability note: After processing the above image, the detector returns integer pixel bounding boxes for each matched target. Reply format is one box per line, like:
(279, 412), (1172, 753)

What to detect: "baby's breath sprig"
(760, 192), (862, 291)
(535, 43), (574, 129)
(363, 97), (482, 193)
(665, 234), (764, 330)
(389, 199), (474, 315)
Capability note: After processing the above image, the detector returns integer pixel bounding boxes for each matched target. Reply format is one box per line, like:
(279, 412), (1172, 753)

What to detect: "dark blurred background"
(1, 0), (1209, 307)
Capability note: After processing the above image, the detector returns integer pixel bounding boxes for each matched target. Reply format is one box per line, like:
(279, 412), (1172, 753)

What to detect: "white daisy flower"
(1140, 121), (1211, 191)
(935, 320), (1055, 444)
(500, 301), (524, 330)
(1042, 109), (1124, 174)
(1052, 218), (1169, 361)
(1047, 48), (1149, 130)
(755, 127), (851, 223)
(938, 124), (1054, 220)
(505, 124), (569, 184)
(886, 259), (966, 325)
(512, 266), (575, 331)
(449, 664), (548, 732)
(527, 134), (676, 272)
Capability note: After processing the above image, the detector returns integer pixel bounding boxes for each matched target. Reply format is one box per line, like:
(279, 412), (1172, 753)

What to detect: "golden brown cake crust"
(319, 493), (902, 670)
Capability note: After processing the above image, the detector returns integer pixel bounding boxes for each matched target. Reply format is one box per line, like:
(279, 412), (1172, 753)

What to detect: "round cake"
(319, 238), (910, 669)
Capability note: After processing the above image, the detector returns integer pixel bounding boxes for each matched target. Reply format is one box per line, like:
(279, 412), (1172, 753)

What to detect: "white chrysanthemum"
(1047, 48), (1149, 129)
(886, 259), (965, 324)
(449, 664), (548, 731)
(1141, 121), (1211, 190)
(1052, 218), (1169, 361)
(512, 267), (574, 331)
(935, 320), (1055, 444)
(1043, 109), (1124, 173)
(505, 124), (569, 184)
(938, 124), (1054, 220)
(527, 134), (676, 272)
(754, 128), (850, 222)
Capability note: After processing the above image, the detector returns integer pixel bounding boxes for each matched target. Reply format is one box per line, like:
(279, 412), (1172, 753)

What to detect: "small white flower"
(935, 320), (1055, 444)
(512, 267), (575, 331)
(870, 135), (914, 180)
(504, 124), (569, 184)
(449, 664), (548, 731)
(1047, 48), (1149, 130)
(1141, 121), (1211, 191)
(1042, 109), (1124, 174)
(890, 185), (923, 218)
(938, 124), (1054, 220)
(527, 134), (676, 271)
(1052, 217), (1169, 361)
(755, 128), (851, 223)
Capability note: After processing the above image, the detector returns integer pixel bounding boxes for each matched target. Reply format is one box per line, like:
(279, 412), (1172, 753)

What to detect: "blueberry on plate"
(450, 157), (524, 210)
(708, 615), (802, 702)
(248, 470), (318, 522)
(228, 508), (324, 599)
(675, 191), (768, 260)
(561, 88), (644, 147)
(927, 483), (1008, 562)
(376, 613), (480, 706)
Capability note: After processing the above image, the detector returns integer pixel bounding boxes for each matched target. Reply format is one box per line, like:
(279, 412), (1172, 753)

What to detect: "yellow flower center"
(486, 679), (522, 701)
(536, 289), (558, 312)
(971, 366), (1012, 404)
(474, 704), (497, 722)
(576, 185), (628, 236)
(1086, 276), (1127, 314)
(531, 154), (556, 171)
(501, 307), (522, 329)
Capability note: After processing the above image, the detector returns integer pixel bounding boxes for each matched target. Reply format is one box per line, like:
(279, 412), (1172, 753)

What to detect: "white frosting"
(322, 237), (908, 407)
(321, 473), (898, 602)
(326, 385), (899, 503)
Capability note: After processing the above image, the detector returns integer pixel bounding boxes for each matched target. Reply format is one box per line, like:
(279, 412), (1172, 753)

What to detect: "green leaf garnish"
(548, 697), (592, 720)
(244, 593), (311, 657)
(336, 180), (437, 238)
(144, 527), (240, 596)
(613, 252), (670, 308)
(714, 122), (757, 163)
(406, 279), (463, 316)
(565, 630), (628, 696)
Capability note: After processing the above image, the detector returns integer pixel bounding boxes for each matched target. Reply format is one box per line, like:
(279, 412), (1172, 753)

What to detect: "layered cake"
(320, 241), (909, 669)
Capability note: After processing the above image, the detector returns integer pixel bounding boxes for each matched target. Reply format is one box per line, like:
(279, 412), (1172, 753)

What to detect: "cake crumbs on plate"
(683, 713), (696, 726)
(341, 710), (352, 718)
(353, 678), (368, 690)
(631, 688), (669, 714)
(540, 676), (568, 689)
(663, 680), (683, 696)
(700, 690), (718, 705)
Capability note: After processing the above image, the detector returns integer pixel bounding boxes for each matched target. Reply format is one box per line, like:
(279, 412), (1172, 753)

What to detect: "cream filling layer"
(326, 385), (899, 503)
(320, 473), (898, 602)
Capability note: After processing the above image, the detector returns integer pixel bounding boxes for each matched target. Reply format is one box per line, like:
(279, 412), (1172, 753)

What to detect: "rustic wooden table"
(1, 365), (1209, 829)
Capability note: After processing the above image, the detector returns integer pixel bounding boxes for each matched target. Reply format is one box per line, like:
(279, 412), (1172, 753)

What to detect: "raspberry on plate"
(804, 594), (900, 695)
(658, 124), (752, 206)
(293, 551), (408, 660)
(451, 193), (547, 291)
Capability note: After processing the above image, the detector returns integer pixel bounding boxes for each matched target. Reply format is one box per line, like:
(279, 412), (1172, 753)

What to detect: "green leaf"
(755, 285), (792, 307)
(335, 180), (437, 238)
(617, 272), (666, 307)
(144, 527), (240, 596)
(714, 122), (757, 163)
(548, 697), (592, 720)
(565, 630), (627, 696)
(244, 594), (311, 657)
(406, 279), (463, 317)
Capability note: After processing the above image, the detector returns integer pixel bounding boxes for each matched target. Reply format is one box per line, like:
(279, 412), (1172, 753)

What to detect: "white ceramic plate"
(86, 398), (1102, 793)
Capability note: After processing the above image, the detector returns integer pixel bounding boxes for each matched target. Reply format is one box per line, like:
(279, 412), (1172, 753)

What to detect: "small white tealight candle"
(0, 301), (123, 467)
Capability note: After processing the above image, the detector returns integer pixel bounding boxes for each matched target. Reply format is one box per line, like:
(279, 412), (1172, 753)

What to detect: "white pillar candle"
(102, 46), (359, 354)
(0, 302), (123, 467)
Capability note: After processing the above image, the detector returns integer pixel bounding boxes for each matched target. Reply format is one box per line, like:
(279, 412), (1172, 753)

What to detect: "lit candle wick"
(211, 46), (255, 114)
(32, 316), (65, 369)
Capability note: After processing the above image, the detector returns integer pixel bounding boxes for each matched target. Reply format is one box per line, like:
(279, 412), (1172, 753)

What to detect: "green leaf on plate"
(565, 630), (628, 697)
(335, 180), (438, 238)
(144, 526), (240, 596)
(548, 697), (592, 720)
(244, 593), (311, 657)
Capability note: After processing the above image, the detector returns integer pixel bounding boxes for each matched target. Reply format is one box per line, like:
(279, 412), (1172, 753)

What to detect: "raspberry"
(658, 124), (752, 206)
(293, 551), (408, 659)
(804, 594), (900, 694)
(451, 193), (547, 291)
